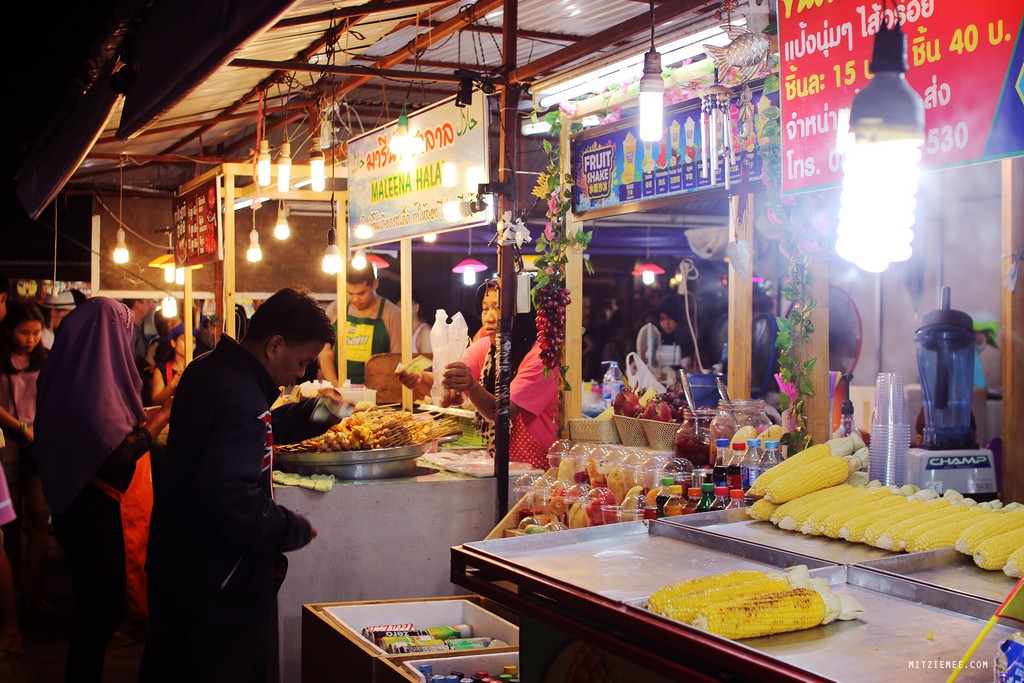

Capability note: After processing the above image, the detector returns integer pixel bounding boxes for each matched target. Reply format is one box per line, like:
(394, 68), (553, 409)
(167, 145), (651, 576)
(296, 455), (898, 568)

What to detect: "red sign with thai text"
(173, 175), (223, 267)
(779, 0), (1024, 194)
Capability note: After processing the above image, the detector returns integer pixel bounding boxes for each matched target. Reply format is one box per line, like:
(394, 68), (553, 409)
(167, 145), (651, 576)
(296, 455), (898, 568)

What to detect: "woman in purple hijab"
(34, 297), (173, 683)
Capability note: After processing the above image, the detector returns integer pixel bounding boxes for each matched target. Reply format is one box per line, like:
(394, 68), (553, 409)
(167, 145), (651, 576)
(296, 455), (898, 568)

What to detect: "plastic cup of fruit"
(616, 507), (644, 523)
(600, 504), (622, 525)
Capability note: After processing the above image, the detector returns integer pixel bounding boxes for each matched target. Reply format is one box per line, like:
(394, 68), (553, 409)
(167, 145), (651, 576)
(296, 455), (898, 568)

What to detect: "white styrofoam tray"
(322, 599), (519, 657)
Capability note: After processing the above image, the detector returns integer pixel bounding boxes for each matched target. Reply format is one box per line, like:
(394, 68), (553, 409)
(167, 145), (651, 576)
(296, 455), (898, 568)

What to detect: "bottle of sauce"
(683, 487), (702, 515)
(694, 482), (717, 512)
(654, 476), (675, 518)
(663, 485), (685, 516)
(713, 439), (730, 488)
(726, 442), (745, 490)
(725, 489), (748, 509)
(712, 486), (730, 511)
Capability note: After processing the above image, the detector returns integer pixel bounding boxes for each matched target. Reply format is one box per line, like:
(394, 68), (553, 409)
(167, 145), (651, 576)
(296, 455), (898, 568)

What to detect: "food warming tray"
(274, 440), (437, 480)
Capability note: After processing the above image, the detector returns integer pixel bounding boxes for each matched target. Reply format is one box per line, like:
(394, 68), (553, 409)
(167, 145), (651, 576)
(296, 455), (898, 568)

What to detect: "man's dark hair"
(346, 267), (377, 286)
(243, 287), (334, 346)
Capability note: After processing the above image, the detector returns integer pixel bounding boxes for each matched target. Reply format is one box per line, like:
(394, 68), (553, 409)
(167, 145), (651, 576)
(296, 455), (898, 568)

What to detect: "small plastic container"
(582, 487), (617, 526)
(546, 439), (573, 471)
(725, 489), (747, 509)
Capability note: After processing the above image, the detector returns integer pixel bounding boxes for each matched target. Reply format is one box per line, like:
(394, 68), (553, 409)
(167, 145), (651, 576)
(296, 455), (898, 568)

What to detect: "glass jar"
(709, 400), (738, 463)
(730, 398), (772, 439)
(673, 407), (717, 467)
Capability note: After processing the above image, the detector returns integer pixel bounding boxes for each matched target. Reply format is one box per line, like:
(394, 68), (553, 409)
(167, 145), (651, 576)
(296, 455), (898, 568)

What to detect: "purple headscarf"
(34, 297), (147, 514)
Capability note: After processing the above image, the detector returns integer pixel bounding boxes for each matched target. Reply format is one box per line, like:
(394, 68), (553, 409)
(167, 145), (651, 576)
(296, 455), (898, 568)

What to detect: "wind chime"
(698, 84), (736, 190)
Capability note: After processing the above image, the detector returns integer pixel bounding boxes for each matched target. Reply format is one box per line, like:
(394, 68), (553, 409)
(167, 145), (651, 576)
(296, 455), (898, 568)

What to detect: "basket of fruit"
(639, 418), (680, 451)
(612, 415), (649, 447)
(568, 417), (621, 444)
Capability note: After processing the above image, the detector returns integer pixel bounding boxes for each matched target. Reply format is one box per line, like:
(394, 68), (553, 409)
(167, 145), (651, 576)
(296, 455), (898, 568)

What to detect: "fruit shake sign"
(779, 0), (1024, 194)
(347, 94), (489, 246)
(572, 86), (776, 217)
(173, 175), (223, 267)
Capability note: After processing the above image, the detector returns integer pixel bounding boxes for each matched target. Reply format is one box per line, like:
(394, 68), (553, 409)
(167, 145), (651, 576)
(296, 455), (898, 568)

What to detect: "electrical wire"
(93, 192), (168, 248)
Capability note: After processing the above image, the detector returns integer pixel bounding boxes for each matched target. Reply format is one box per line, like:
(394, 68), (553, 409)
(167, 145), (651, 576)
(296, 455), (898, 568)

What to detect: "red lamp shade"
(367, 254), (389, 269)
(631, 263), (665, 276)
(452, 258), (488, 274)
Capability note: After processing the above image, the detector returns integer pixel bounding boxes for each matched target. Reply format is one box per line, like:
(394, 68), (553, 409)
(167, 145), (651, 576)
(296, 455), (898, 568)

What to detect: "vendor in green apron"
(318, 266), (402, 385)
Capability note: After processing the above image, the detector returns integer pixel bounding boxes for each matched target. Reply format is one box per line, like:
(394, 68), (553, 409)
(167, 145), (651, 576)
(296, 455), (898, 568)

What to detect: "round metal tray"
(274, 440), (437, 480)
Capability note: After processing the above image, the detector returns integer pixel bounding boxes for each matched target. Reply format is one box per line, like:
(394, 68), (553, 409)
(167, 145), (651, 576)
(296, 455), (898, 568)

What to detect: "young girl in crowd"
(0, 301), (51, 614)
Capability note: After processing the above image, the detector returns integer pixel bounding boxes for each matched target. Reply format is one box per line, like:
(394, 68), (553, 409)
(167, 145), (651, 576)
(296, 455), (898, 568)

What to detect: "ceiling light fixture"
(309, 138), (326, 192)
(161, 296), (178, 319)
(453, 258), (488, 285)
(277, 141), (292, 192)
(274, 202), (290, 240)
(354, 223), (373, 240)
(367, 253), (389, 270)
(113, 228), (130, 264)
(246, 229), (262, 262)
(351, 248), (368, 270)
(256, 138), (272, 187)
(632, 262), (665, 285)
(322, 227), (341, 274)
(638, 0), (664, 142)
(835, 19), (924, 273)
(112, 160), (130, 263)
(423, 232), (437, 243)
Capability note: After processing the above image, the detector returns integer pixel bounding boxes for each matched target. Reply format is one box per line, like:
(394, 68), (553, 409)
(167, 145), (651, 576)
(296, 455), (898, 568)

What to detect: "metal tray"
(670, 508), (901, 565)
(274, 440), (436, 480)
(461, 520), (838, 604)
(626, 564), (1015, 682)
(855, 547), (1019, 604)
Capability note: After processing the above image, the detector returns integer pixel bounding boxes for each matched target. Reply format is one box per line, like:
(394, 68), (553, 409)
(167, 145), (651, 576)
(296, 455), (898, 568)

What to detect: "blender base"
(906, 448), (998, 502)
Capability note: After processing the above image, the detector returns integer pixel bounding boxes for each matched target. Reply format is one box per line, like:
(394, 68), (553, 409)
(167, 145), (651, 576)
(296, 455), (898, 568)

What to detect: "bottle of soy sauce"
(712, 439), (730, 488)
(726, 442), (745, 490)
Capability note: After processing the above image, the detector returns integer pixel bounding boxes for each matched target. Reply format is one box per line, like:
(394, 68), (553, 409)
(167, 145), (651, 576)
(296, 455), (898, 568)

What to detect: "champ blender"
(906, 287), (997, 499)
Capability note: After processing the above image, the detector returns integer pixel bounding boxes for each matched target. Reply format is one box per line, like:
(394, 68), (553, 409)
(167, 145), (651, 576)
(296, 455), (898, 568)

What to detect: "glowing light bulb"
(113, 228), (129, 264)
(256, 139), (272, 187)
(274, 212), (290, 240)
(351, 249), (367, 270)
(161, 297), (178, 319)
(641, 269), (656, 285)
(164, 266), (175, 283)
(246, 229), (262, 262)
(354, 224), (373, 240)
(462, 268), (477, 285)
(423, 233), (437, 243)
(638, 50), (664, 142)
(276, 142), (291, 192)
(175, 268), (185, 286)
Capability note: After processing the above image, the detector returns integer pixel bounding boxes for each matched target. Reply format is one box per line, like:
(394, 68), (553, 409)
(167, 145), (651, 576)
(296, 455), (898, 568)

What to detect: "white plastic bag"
(625, 351), (666, 393)
(428, 309), (469, 407)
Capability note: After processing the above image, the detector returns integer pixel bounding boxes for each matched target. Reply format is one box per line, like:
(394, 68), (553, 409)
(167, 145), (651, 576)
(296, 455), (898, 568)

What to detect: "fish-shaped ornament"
(704, 24), (770, 84)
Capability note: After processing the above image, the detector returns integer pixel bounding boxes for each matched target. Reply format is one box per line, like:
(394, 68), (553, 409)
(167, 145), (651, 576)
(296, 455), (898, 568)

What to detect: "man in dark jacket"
(140, 288), (334, 683)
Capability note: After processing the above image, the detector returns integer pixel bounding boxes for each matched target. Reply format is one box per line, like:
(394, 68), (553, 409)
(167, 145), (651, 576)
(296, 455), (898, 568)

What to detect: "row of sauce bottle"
(644, 438), (783, 519)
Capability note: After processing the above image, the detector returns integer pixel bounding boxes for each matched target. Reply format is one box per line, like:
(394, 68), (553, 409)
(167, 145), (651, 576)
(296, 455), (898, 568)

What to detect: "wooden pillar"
(1002, 157), (1023, 503)
(335, 198), (348, 385)
(222, 174), (236, 339)
(727, 195), (753, 399)
(400, 237), (413, 410)
(184, 267), (194, 362)
(806, 258), (831, 443)
(562, 116), (583, 425)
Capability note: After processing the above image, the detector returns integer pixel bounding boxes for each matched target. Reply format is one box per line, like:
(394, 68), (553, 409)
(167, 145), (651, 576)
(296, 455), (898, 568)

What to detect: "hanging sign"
(173, 175), (223, 267)
(571, 85), (776, 218)
(779, 0), (1024, 195)
(347, 94), (490, 246)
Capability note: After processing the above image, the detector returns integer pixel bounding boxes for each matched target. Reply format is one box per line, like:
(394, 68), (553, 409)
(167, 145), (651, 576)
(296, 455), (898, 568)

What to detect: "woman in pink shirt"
(402, 280), (558, 469)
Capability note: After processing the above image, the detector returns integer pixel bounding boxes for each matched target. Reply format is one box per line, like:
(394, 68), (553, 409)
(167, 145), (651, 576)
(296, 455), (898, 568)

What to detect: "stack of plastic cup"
(869, 372), (911, 486)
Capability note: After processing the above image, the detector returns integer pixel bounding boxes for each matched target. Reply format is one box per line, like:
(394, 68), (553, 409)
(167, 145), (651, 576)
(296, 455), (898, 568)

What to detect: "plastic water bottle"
(760, 440), (783, 470)
(601, 361), (623, 408)
(741, 438), (764, 489)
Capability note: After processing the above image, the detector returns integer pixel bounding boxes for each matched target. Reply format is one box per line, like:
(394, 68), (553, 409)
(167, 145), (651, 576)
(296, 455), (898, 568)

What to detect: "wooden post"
(222, 174), (236, 340)
(1002, 157), (1023, 503)
(562, 114), (583, 425)
(807, 257), (831, 443)
(727, 195), (753, 399)
(400, 237), (413, 410)
(184, 267), (194, 362)
(335, 197), (348, 385)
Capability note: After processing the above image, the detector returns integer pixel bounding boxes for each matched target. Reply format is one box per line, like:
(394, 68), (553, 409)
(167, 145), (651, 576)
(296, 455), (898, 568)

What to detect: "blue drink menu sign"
(572, 85), (776, 217)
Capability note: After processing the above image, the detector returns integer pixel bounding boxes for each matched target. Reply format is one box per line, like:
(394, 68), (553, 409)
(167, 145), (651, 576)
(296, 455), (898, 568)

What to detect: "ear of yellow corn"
(648, 575), (792, 623)
(689, 588), (827, 639)
(904, 508), (993, 553)
(973, 527), (1024, 570)
(799, 487), (881, 535)
(748, 443), (831, 498)
(874, 504), (977, 551)
(765, 455), (852, 503)
(771, 485), (853, 529)
(839, 496), (913, 542)
(810, 486), (898, 538)
(861, 500), (951, 547)
(747, 498), (780, 522)
(956, 508), (1024, 554)
(1003, 545), (1024, 578)
(649, 570), (772, 600)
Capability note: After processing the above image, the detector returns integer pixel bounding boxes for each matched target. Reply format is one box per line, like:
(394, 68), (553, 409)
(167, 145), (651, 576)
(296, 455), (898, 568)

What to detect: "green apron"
(341, 298), (391, 384)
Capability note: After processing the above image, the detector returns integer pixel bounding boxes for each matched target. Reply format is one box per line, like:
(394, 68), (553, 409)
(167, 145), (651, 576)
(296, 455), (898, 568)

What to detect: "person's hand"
(441, 362), (476, 393)
(397, 370), (421, 389)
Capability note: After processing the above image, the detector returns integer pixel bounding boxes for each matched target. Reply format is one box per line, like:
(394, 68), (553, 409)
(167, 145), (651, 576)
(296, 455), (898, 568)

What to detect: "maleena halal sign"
(347, 94), (490, 246)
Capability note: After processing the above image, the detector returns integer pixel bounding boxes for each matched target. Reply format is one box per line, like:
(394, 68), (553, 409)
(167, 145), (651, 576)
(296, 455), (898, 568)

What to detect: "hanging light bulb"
(161, 296), (178, 319)
(274, 203), (290, 240)
(113, 228), (129, 264)
(632, 262), (665, 284)
(256, 139), (272, 187)
(277, 141), (292, 192)
(164, 264), (175, 283)
(322, 227), (341, 274)
(423, 232), (437, 243)
(638, 0), (664, 142)
(392, 113), (411, 156)
(246, 228), (262, 262)
(452, 259), (487, 285)
(351, 248), (368, 270)
(354, 224), (373, 240)
(174, 268), (185, 285)
(836, 19), (924, 273)
(309, 138), (326, 192)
